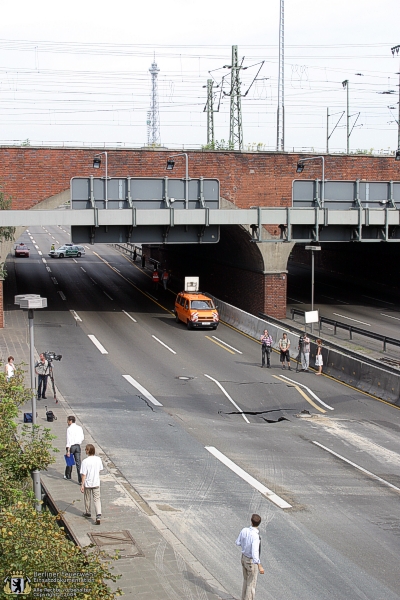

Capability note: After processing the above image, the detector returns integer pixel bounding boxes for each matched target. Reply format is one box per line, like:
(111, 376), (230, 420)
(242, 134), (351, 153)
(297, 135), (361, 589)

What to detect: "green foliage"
(202, 139), (235, 150)
(0, 189), (15, 245)
(0, 366), (122, 598)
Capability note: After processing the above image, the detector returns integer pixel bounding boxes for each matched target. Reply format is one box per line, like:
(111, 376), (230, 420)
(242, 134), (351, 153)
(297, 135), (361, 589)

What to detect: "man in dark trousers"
(35, 353), (49, 399)
(236, 514), (264, 600)
(64, 416), (84, 483)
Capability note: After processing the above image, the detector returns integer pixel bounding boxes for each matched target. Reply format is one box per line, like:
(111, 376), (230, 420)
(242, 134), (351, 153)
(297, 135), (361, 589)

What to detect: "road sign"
(71, 176), (220, 244)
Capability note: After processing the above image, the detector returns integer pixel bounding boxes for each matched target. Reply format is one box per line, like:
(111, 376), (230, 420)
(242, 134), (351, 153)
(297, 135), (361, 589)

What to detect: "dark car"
(15, 243), (30, 257)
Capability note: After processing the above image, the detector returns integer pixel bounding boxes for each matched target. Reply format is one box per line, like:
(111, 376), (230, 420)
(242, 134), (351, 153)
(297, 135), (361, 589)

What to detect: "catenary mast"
(148, 59), (160, 145)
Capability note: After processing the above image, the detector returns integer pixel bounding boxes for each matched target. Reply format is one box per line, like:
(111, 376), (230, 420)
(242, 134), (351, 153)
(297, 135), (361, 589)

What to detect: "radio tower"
(276, 0), (285, 151)
(148, 58), (160, 146)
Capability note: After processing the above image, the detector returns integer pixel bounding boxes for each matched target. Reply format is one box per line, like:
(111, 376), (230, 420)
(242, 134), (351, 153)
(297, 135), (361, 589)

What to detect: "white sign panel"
(305, 310), (319, 324)
(184, 277), (199, 292)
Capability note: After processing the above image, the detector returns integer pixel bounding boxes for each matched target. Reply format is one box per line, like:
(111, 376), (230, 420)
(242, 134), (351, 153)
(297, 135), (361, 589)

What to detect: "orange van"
(174, 292), (219, 330)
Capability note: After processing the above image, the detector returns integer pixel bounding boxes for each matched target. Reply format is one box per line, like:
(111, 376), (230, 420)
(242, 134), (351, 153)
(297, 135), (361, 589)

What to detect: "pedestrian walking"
(152, 267), (160, 289)
(278, 332), (291, 370)
(141, 253), (146, 268)
(162, 269), (169, 290)
(65, 416), (84, 483)
(5, 356), (15, 382)
(133, 247), (137, 261)
(260, 329), (273, 368)
(35, 353), (50, 399)
(80, 444), (104, 525)
(236, 514), (264, 600)
(315, 338), (323, 375)
(298, 332), (311, 372)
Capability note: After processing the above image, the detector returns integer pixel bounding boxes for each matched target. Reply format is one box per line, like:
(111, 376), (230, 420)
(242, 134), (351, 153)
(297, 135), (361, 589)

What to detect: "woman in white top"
(5, 356), (15, 382)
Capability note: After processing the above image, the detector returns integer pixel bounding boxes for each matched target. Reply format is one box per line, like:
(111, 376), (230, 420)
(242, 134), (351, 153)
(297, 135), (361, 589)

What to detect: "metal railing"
(291, 308), (400, 352)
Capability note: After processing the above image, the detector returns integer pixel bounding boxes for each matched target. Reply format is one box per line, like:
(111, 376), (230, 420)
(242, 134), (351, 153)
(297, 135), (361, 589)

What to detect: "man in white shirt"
(80, 444), (104, 525)
(65, 416), (84, 483)
(236, 514), (264, 600)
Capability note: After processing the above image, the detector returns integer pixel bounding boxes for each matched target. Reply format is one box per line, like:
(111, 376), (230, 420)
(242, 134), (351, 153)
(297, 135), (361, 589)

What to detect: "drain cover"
(88, 530), (144, 559)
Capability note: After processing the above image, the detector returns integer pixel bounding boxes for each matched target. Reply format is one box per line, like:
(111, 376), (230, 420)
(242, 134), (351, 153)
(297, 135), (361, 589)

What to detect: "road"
(5, 226), (400, 600)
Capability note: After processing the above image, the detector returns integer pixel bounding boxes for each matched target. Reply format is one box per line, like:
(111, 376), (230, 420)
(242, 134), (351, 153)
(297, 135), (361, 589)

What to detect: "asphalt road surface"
(6, 226), (400, 600)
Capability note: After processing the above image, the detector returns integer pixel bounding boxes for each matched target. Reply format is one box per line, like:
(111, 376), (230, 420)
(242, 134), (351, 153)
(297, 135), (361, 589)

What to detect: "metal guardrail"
(291, 308), (400, 352)
(113, 243), (163, 270)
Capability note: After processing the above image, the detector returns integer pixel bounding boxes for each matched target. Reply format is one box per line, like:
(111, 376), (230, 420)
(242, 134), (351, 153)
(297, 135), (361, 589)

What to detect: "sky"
(0, 0), (399, 154)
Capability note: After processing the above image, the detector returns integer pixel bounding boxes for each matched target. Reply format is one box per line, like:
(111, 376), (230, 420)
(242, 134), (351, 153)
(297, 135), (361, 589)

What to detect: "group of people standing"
(260, 328), (323, 374)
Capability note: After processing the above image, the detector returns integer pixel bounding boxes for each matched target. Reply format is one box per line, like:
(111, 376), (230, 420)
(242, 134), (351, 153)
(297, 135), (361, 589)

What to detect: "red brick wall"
(1, 147), (399, 211)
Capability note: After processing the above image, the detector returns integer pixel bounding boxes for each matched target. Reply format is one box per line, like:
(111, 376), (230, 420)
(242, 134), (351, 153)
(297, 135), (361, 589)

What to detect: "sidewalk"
(0, 310), (234, 600)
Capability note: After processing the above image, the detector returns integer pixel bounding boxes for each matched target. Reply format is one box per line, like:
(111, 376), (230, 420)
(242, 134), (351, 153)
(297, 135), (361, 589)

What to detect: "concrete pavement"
(0, 309), (235, 600)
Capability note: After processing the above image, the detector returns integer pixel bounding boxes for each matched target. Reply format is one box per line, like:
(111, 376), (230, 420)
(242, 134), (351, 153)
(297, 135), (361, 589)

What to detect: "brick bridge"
(0, 146), (399, 327)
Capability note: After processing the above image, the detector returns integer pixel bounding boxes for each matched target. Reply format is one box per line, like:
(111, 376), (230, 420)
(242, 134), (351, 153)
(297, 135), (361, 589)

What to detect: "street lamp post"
(304, 246), (321, 333)
(14, 294), (47, 511)
(166, 153), (189, 209)
(93, 151), (108, 209)
(296, 156), (325, 207)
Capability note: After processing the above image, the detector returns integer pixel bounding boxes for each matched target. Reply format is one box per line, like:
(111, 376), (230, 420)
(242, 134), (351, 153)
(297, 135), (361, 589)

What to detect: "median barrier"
(210, 296), (400, 406)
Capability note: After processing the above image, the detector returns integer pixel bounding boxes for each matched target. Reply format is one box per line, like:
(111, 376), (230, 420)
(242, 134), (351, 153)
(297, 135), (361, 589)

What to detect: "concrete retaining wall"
(210, 295), (400, 407)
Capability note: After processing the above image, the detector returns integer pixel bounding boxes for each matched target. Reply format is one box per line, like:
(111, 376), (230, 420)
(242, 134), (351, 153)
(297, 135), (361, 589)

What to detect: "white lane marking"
(51, 277), (58, 285)
(122, 374), (163, 406)
(46, 266), (51, 272)
(114, 268), (121, 273)
(58, 291), (66, 301)
(212, 336), (243, 354)
(103, 291), (113, 300)
(34, 244), (39, 249)
(80, 267), (86, 273)
(321, 295), (335, 300)
(70, 310), (82, 322)
(287, 297), (303, 304)
(205, 446), (292, 509)
(279, 375), (334, 410)
(51, 236), (55, 240)
(88, 334), (108, 354)
(85, 245), (90, 250)
(313, 441), (400, 493)
(72, 258), (77, 263)
(42, 257), (47, 263)
(31, 239), (36, 243)
(55, 240), (59, 243)
(90, 277), (97, 285)
(204, 374), (250, 424)
(38, 250), (42, 256)
(381, 313), (400, 322)
(152, 335), (176, 354)
(122, 310), (137, 323)
(332, 313), (371, 327)
(147, 293), (157, 300)
(363, 295), (394, 305)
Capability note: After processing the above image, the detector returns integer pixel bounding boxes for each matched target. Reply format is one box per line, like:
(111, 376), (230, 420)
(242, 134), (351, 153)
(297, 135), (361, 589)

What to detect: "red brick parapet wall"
(1, 147), (399, 211)
(0, 147), (399, 324)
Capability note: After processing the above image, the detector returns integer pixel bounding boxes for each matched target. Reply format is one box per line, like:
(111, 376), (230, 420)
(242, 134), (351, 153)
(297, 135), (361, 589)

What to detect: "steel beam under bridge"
(2, 207), (400, 242)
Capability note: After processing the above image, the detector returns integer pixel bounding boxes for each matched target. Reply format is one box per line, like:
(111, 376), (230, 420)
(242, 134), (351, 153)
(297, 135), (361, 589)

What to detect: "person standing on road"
(5, 356), (15, 382)
(65, 416), (84, 483)
(278, 333), (291, 370)
(315, 339), (323, 375)
(80, 444), (104, 525)
(152, 267), (160, 289)
(162, 269), (169, 290)
(299, 332), (311, 372)
(260, 329), (273, 368)
(35, 353), (50, 399)
(236, 514), (264, 600)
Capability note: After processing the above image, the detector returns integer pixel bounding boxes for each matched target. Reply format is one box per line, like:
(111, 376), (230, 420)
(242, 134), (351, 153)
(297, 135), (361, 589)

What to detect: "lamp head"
(93, 156), (101, 169)
(296, 162), (305, 173)
(166, 159), (175, 171)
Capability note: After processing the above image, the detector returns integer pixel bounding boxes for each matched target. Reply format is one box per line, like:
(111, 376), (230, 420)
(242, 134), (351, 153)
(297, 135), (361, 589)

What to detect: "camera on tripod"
(43, 351), (62, 363)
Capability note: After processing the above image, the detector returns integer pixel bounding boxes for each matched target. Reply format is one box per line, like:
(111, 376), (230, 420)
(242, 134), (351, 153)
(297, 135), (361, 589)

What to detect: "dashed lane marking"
(211, 336), (242, 354)
(205, 446), (292, 509)
(122, 310), (137, 323)
(152, 335), (176, 354)
(272, 375), (326, 414)
(88, 334), (108, 354)
(205, 336), (235, 354)
(70, 310), (82, 322)
(204, 374), (250, 424)
(278, 374), (334, 410)
(122, 375), (163, 406)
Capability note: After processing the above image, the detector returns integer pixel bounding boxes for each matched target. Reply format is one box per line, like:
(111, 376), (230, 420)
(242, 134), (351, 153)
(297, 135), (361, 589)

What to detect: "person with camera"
(298, 331), (311, 372)
(260, 329), (273, 368)
(35, 353), (50, 399)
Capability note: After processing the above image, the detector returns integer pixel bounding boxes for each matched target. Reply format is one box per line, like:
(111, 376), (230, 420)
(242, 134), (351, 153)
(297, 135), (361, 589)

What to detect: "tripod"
(47, 362), (58, 403)
(295, 339), (303, 373)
